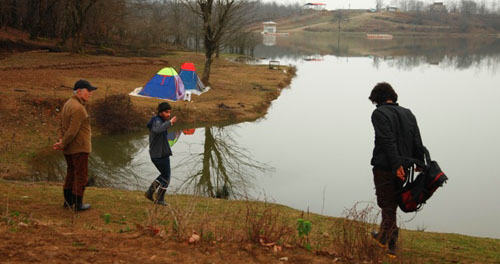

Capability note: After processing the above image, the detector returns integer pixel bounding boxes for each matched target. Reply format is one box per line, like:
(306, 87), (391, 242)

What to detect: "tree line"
(379, 0), (500, 14)
(0, 0), (302, 83)
(0, 0), (302, 51)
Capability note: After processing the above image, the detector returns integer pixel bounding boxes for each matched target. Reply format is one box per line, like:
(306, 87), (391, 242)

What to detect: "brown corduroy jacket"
(60, 95), (92, 154)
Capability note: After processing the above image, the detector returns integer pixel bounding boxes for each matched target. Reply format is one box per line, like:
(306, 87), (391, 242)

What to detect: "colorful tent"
(167, 130), (182, 147)
(138, 68), (185, 101)
(182, 128), (196, 135)
(179, 62), (205, 95)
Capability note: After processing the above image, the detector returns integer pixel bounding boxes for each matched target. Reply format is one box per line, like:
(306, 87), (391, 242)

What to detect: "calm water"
(34, 33), (500, 239)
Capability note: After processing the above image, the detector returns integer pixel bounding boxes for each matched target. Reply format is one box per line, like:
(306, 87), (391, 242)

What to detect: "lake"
(34, 32), (500, 239)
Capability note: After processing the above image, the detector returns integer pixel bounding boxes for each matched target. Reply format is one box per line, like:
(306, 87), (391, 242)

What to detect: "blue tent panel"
(139, 73), (184, 101)
(179, 71), (198, 91)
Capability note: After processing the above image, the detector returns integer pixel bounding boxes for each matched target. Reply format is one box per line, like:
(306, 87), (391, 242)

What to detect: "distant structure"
(262, 34), (276, 46)
(366, 34), (393, 40)
(262, 21), (277, 34)
(386, 6), (398, 12)
(304, 3), (327, 11)
(430, 2), (447, 12)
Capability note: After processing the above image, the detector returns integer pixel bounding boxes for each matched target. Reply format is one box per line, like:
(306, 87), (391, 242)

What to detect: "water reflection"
(251, 32), (500, 71)
(32, 126), (271, 198)
(173, 126), (273, 199)
(32, 132), (149, 190)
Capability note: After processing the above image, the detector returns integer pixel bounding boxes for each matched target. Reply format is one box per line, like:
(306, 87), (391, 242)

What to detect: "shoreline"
(1, 180), (499, 263)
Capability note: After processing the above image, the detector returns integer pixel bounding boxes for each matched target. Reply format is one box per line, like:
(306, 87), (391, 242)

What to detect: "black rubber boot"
(387, 229), (399, 258)
(370, 230), (388, 248)
(145, 180), (160, 202)
(155, 187), (167, 206)
(63, 189), (74, 208)
(74, 195), (91, 211)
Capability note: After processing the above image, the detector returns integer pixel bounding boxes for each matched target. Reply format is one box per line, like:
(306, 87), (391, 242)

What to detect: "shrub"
(91, 94), (145, 134)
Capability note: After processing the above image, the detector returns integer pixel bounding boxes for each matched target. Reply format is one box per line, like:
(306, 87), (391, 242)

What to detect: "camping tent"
(138, 67), (185, 101)
(179, 62), (205, 95)
(182, 128), (196, 135)
(167, 130), (181, 147)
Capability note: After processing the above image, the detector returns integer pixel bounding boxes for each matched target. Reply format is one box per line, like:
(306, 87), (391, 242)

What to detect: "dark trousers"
(64, 153), (89, 196)
(152, 156), (171, 188)
(373, 167), (402, 242)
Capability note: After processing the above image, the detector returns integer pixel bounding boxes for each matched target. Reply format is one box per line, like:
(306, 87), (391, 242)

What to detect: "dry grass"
(1, 180), (500, 263)
(0, 49), (294, 179)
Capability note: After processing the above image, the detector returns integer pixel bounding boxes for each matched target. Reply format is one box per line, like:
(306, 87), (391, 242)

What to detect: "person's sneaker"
(370, 230), (387, 248)
(386, 248), (397, 258)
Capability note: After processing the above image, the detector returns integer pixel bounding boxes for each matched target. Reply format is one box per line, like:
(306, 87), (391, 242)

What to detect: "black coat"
(371, 102), (425, 172)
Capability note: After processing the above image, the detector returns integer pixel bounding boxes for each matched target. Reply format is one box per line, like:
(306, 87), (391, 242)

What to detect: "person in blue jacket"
(145, 102), (177, 205)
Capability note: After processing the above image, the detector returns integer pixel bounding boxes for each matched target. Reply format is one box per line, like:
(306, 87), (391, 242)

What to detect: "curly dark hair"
(369, 82), (398, 104)
(157, 102), (171, 114)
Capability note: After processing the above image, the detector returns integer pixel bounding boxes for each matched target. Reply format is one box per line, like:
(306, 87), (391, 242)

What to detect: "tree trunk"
(202, 49), (213, 85)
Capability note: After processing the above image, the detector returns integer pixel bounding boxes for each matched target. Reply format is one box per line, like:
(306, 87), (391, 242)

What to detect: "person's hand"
(52, 139), (63, 150)
(396, 165), (405, 181)
(170, 116), (177, 125)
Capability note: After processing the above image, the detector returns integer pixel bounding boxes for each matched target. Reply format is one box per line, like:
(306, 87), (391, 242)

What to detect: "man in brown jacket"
(53, 79), (97, 211)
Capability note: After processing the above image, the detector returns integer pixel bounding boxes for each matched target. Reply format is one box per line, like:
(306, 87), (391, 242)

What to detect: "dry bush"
(331, 202), (385, 262)
(143, 197), (197, 241)
(244, 201), (295, 245)
(91, 93), (145, 134)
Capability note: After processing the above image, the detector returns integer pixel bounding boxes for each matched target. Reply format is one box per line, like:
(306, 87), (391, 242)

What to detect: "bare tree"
(61, 0), (99, 52)
(174, 127), (273, 199)
(376, 0), (384, 10)
(182, 0), (254, 85)
(460, 0), (478, 15)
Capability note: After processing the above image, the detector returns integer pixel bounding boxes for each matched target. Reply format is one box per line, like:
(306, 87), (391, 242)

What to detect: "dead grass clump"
(331, 202), (385, 262)
(287, 64), (297, 77)
(244, 202), (295, 245)
(91, 93), (145, 134)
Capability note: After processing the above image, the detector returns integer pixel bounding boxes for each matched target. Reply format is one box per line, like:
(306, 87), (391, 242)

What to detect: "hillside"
(272, 9), (500, 35)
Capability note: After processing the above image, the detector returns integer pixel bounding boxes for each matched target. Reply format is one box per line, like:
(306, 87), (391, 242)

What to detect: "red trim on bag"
(430, 172), (444, 185)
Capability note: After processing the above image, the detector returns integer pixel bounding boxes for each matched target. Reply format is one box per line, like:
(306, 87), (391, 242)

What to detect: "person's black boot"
(370, 230), (387, 248)
(145, 180), (160, 202)
(74, 195), (91, 211)
(63, 189), (74, 209)
(387, 229), (399, 258)
(155, 187), (167, 206)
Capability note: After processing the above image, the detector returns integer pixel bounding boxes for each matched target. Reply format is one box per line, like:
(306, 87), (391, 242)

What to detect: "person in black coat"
(369, 82), (425, 257)
(144, 102), (177, 205)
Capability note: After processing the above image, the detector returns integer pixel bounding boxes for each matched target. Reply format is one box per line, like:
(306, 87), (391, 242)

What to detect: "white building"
(262, 21), (277, 34)
(304, 3), (327, 10)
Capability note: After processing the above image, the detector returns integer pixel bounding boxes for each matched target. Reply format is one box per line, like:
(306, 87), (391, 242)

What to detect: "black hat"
(157, 102), (171, 114)
(73, 79), (97, 91)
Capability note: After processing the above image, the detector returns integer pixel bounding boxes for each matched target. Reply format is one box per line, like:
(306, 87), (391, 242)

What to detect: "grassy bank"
(277, 10), (500, 36)
(0, 180), (498, 263)
(0, 48), (294, 178)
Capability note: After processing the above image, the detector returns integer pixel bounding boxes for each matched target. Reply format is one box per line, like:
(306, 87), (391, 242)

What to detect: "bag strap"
(401, 146), (431, 169)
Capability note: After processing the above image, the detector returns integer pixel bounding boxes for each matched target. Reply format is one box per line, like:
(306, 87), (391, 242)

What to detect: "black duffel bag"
(399, 147), (448, 213)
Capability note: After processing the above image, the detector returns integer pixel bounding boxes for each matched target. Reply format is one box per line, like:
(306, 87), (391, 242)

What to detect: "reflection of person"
(368, 82), (424, 257)
(145, 102), (177, 205)
(53, 79), (97, 211)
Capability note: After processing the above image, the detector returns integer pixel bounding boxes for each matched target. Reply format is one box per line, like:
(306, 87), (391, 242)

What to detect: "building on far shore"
(304, 3), (327, 11)
(430, 2), (447, 12)
(262, 21), (277, 34)
(386, 6), (398, 12)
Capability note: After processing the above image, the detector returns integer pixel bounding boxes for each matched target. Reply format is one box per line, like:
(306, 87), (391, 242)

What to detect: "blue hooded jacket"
(147, 115), (172, 158)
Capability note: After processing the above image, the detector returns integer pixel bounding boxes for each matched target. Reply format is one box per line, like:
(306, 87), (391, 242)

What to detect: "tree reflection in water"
(31, 132), (150, 190)
(173, 126), (273, 199)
